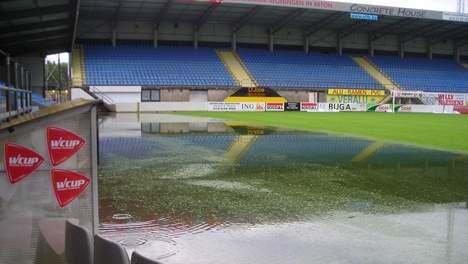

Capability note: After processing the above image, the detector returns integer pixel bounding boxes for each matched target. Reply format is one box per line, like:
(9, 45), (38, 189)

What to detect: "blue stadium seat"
(237, 49), (383, 90)
(84, 45), (235, 87)
(370, 56), (468, 93)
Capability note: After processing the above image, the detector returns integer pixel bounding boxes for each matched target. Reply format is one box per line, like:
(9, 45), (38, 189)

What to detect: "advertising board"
(266, 102), (284, 112)
(207, 102), (266, 112)
(284, 102), (301, 111)
(319, 103), (367, 112)
(420, 92), (467, 106)
(300, 102), (318, 112)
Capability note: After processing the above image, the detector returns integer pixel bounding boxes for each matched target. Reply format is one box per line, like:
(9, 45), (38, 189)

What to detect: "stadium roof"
(2, 0), (468, 56)
(78, 0), (468, 47)
(0, 0), (78, 56)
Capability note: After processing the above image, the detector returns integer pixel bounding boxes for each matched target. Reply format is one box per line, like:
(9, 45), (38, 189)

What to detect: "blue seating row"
(370, 56), (468, 93)
(84, 45), (236, 87)
(238, 49), (383, 90)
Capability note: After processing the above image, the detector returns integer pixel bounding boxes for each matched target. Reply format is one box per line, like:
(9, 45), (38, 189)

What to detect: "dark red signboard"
(47, 127), (86, 166)
(4, 143), (44, 184)
(51, 169), (90, 208)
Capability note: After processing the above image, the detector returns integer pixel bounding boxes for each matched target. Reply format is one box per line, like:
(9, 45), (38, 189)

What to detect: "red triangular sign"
(47, 127), (86, 166)
(51, 169), (90, 208)
(4, 143), (44, 184)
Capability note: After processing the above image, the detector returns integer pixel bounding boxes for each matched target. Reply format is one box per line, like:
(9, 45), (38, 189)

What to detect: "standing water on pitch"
(98, 113), (468, 264)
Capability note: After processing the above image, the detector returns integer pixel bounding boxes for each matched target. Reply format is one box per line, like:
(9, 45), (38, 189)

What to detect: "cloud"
(337, 0), (458, 12)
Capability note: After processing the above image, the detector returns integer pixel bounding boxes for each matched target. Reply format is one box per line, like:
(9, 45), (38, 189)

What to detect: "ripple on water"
(100, 215), (231, 260)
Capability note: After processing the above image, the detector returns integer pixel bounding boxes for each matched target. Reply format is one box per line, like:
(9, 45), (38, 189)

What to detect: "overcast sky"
(339, 0), (459, 12)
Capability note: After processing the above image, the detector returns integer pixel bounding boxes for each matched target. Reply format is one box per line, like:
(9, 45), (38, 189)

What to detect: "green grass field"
(184, 112), (468, 153)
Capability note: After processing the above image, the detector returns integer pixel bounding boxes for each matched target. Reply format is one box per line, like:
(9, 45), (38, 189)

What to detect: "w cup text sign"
(52, 169), (90, 208)
(47, 127), (86, 166)
(4, 143), (44, 184)
(3, 127), (90, 208)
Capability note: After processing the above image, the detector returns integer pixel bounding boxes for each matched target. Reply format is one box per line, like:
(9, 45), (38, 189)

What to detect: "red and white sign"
(51, 169), (90, 208)
(4, 143), (44, 184)
(47, 127), (85, 166)
(300, 102), (318, 111)
(266, 102), (284, 112)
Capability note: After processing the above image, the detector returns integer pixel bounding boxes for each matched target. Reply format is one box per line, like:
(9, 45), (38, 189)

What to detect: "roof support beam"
(304, 12), (343, 37)
(0, 29), (70, 46)
(429, 25), (468, 46)
(153, 0), (172, 27)
(0, 19), (70, 35)
(232, 6), (262, 33)
(270, 8), (306, 34)
(0, 4), (70, 21)
(402, 22), (452, 44)
(71, 0), (81, 50)
(369, 18), (415, 42)
(338, 21), (371, 40)
(194, 3), (220, 30)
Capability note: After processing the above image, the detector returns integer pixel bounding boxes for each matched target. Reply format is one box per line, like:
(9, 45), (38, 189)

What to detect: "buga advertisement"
(319, 103), (367, 112)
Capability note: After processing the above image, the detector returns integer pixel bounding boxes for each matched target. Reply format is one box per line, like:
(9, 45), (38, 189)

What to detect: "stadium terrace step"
(72, 45), (84, 87)
(352, 56), (400, 92)
(216, 50), (257, 88)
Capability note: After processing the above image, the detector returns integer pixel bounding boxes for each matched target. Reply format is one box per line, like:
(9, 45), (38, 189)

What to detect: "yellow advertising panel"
(224, 97), (286, 103)
(327, 95), (385, 105)
(328, 89), (386, 96)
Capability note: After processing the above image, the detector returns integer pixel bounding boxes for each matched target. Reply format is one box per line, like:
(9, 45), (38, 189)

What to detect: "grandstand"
(69, 0), (468, 110)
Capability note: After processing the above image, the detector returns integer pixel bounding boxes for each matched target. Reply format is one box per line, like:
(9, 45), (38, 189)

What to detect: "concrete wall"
(208, 89), (232, 101)
(77, 19), (468, 57)
(160, 89), (190, 102)
(277, 90), (310, 102)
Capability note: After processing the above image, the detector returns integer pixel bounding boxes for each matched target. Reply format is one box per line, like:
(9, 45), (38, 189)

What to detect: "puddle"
(98, 113), (468, 264)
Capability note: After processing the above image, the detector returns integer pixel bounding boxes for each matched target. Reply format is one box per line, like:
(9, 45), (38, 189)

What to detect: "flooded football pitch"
(98, 113), (468, 264)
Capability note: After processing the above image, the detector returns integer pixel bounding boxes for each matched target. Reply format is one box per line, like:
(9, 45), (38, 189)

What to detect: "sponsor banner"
(300, 102), (318, 112)
(239, 102), (266, 112)
(394, 105), (454, 113)
(443, 13), (468, 23)
(284, 102), (301, 111)
(202, 0), (443, 20)
(51, 169), (90, 208)
(266, 102), (284, 112)
(4, 143), (44, 184)
(327, 95), (385, 106)
(47, 127), (86, 166)
(420, 92), (467, 106)
(454, 106), (468, 114)
(391, 90), (423, 98)
(351, 12), (378, 21)
(328, 89), (385, 96)
(207, 102), (266, 112)
(208, 102), (241, 111)
(367, 104), (393, 112)
(319, 103), (367, 112)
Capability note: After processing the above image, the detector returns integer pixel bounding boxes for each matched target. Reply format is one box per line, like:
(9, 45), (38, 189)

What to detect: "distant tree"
(46, 61), (69, 88)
